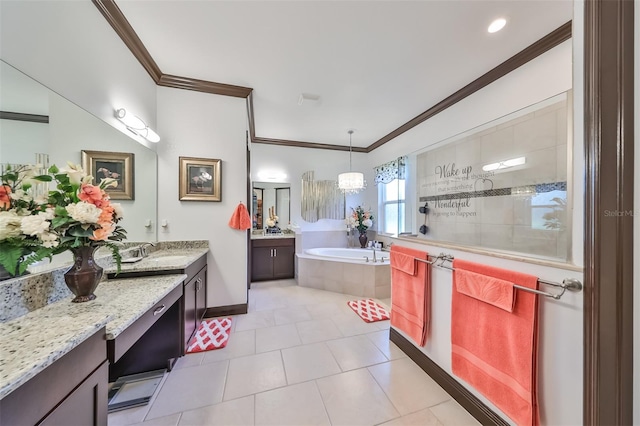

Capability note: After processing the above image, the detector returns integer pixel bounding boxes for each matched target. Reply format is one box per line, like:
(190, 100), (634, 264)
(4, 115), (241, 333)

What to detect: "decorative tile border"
(419, 181), (567, 202)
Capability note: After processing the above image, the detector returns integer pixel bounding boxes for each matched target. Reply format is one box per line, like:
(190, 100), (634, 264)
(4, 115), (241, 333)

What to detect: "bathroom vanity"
(251, 234), (295, 281)
(0, 243), (209, 425)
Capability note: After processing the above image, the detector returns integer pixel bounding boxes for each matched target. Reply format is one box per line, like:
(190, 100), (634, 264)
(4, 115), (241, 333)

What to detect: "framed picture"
(81, 150), (134, 200)
(179, 156), (222, 201)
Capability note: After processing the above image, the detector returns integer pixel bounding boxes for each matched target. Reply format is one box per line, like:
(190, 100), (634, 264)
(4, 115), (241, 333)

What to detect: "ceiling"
(115, 0), (573, 148)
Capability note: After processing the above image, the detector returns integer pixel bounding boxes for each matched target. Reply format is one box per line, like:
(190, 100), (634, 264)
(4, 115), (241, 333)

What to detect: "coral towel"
(451, 259), (539, 426)
(228, 202), (252, 230)
(390, 245), (430, 346)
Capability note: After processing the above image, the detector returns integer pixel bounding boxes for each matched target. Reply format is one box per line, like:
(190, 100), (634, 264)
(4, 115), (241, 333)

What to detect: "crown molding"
(0, 111), (49, 123)
(252, 136), (368, 153)
(93, 0), (251, 98)
(366, 21), (572, 152)
(94, 1), (572, 152)
(158, 74), (252, 98)
(92, 0), (162, 83)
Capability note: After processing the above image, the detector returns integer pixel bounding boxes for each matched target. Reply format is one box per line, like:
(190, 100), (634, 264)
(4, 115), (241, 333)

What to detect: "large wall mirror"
(252, 182), (290, 230)
(0, 60), (158, 264)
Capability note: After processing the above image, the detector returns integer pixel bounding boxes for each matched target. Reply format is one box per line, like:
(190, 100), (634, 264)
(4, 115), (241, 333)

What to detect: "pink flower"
(78, 184), (106, 207)
(91, 223), (115, 241)
(0, 185), (11, 210)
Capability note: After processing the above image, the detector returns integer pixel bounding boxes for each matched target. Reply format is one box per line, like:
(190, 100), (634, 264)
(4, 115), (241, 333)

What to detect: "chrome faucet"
(137, 242), (156, 258)
(372, 247), (377, 263)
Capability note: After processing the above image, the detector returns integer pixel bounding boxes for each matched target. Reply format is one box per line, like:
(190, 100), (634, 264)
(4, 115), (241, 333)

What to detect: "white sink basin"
(150, 255), (189, 263)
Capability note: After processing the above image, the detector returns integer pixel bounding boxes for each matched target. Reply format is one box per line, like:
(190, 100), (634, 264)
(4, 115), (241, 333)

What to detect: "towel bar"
(409, 252), (582, 300)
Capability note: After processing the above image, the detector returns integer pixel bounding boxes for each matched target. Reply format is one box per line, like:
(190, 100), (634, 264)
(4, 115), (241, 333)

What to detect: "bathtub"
(296, 248), (390, 298)
(304, 247), (390, 263)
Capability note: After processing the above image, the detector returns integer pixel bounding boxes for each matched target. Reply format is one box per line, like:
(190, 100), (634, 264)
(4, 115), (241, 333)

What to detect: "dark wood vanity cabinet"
(251, 238), (295, 281)
(108, 284), (183, 381)
(0, 328), (109, 426)
(183, 264), (207, 351)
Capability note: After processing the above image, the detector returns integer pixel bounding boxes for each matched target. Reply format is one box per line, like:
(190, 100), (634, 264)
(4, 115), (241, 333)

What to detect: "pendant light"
(338, 130), (366, 194)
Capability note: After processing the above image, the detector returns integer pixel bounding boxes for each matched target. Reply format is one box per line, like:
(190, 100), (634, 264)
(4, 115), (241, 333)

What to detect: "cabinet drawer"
(252, 238), (294, 248)
(108, 284), (182, 363)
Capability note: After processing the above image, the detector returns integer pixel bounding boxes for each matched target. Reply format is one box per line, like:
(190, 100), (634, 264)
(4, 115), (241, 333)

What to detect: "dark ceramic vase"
(64, 245), (103, 303)
(358, 231), (368, 248)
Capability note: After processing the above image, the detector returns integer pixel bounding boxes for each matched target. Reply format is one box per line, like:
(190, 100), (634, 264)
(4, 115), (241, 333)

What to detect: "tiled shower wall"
(415, 95), (569, 260)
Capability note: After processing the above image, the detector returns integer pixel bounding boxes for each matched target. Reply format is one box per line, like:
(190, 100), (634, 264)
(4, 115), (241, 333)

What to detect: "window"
(378, 178), (406, 235)
(374, 156), (407, 235)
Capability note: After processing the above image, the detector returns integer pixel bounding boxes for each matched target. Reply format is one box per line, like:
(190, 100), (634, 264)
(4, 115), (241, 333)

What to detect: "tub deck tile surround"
(297, 249), (391, 298)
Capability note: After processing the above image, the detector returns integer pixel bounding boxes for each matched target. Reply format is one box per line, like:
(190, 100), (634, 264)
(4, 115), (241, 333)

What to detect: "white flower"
(266, 219), (276, 228)
(66, 202), (101, 224)
(0, 211), (23, 240)
(59, 162), (88, 186)
(9, 189), (32, 203)
(362, 219), (373, 228)
(111, 203), (124, 220)
(99, 178), (118, 189)
(41, 208), (55, 221)
(21, 214), (50, 236)
(34, 194), (49, 205)
(39, 231), (59, 248)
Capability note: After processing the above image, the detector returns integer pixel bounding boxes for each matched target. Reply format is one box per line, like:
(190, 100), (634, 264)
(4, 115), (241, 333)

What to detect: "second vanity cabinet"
(183, 262), (207, 351)
(251, 237), (295, 281)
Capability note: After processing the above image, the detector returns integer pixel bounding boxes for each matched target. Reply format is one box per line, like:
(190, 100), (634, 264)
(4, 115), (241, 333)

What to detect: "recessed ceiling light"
(488, 18), (507, 33)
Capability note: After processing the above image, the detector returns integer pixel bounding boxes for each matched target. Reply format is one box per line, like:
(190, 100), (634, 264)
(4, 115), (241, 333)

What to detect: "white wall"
(157, 87), (247, 307)
(362, 39), (582, 425)
(0, 120), (49, 165)
(0, 1), (157, 147)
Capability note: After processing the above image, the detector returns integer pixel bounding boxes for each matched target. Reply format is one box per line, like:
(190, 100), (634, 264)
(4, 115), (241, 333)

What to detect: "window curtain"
(374, 156), (407, 184)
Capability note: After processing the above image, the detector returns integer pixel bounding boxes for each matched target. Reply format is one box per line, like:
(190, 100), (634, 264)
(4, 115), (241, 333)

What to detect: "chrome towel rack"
(410, 252), (582, 300)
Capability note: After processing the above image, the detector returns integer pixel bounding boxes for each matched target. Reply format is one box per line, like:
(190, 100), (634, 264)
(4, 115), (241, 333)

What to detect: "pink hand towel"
(451, 259), (539, 426)
(390, 250), (417, 275)
(390, 245), (430, 346)
(454, 268), (515, 312)
(228, 203), (252, 230)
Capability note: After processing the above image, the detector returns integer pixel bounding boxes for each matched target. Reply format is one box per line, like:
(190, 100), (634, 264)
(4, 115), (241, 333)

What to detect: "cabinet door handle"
(270, 249), (274, 257)
(196, 277), (203, 291)
(153, 304), (166, 316)
(274, 248), (277, 256)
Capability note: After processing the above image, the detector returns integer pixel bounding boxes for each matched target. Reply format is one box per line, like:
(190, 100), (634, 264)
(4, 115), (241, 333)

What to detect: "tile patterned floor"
(108, 279), (480, 426)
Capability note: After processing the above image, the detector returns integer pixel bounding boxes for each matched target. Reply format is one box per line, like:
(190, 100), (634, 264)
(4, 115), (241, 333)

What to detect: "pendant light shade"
(338, 130), (366, 194)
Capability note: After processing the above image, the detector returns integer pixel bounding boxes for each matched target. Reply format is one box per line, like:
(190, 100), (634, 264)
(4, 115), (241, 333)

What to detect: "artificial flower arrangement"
(347, 206), (374, 234)
(0, 162), (126, 277)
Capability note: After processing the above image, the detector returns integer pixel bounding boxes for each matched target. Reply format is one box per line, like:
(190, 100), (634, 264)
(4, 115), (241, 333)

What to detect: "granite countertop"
(251, 233), (296, 240)
(0, 273), (186, 400)
(105, 248), (209, 275)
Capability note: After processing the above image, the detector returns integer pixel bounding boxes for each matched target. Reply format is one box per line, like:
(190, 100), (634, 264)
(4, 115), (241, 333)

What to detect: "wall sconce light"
(115, 108), (160, 143)
(257, 170), (288, 182)
(482, 156), (526, 172)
